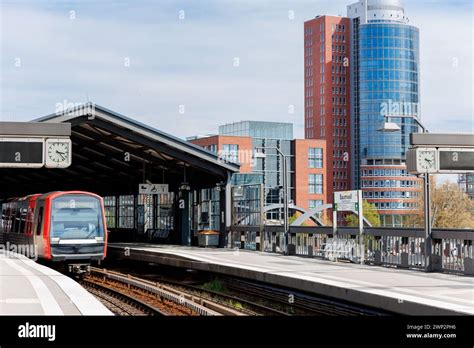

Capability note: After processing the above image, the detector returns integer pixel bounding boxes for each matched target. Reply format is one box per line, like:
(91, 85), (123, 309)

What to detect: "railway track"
(221, 278), (388, 316)
(86, 267), (246, 316)
(80, 279), (167, 316)
(94, 264), (386, 316)
(141, 276), (290, 316)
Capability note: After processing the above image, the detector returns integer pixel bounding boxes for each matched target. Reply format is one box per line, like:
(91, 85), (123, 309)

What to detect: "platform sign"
(0, 138), (44, 168)
(438, 148), (474, 173)
(334, 190), (359, 212)
(333, 189), (364, 265)
(139, 183), (169, 195)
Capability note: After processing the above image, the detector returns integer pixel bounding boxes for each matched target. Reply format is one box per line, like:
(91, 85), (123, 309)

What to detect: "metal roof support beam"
(89, 118), (229, 179)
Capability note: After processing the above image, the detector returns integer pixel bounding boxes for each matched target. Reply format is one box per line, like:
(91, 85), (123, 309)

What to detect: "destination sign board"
(438, 148), (474, 173)
(0, 138), (44, 168)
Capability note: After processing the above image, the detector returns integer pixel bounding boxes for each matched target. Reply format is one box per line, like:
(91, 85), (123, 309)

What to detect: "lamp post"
(255, 146), (289, 255)
(378, 114), (432, 271)
(378, 114), (426, 133)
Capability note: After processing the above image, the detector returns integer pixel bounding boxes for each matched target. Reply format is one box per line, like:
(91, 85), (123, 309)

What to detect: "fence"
(228, 225), (474, 276)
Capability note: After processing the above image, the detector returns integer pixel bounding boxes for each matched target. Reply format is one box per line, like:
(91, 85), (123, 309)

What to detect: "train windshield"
(50, 194), (105, 240)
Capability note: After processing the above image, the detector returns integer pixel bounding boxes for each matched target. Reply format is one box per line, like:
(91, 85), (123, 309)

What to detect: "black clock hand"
(56, 150), (66, 160)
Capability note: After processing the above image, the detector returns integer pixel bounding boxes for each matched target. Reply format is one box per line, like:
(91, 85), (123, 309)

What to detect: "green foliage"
(230, 300), (243, 309)
(288, 213), (298, 225)
(344, 200), (381, 227)
(202, 278), (226, 293)
(288, 212), (310, 226)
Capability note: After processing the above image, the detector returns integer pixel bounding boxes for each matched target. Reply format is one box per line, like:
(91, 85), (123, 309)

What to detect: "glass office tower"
(359, 24), (420, 161)
(348, 0), (423, 226)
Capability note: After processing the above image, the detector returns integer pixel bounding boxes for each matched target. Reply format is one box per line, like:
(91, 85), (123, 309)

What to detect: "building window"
(308, 148), (323, 168)
(309, 199), (323, 209)
(206, 144), (217, 153)
(309, 174), (323, 194)
(220, 144), (239, 163)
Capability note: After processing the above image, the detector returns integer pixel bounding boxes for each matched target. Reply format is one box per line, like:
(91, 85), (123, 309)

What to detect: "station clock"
(45, 138), (72, 168)
(406, 147), (437, 174)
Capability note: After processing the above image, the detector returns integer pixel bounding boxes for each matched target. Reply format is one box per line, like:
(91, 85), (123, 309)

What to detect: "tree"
(431, 182), (474, 228)
(408, 180), (474, 229)
(288, 212), (310, 226)
(344, 200), (381, 227)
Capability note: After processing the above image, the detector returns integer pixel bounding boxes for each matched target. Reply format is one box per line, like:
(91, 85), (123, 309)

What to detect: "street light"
(378, 114), (433, 271)
(255, 146), (290, 255)
(378, 114), (427, 133)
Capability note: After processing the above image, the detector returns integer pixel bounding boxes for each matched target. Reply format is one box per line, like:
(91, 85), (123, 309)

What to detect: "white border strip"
(3, 258), (63, 315)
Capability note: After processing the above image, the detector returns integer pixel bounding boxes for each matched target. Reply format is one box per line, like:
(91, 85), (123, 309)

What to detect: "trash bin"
(197, 230), (220, 247)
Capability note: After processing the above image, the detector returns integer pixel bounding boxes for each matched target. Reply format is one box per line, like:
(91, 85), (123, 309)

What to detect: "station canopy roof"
(0, 103), (239, 198)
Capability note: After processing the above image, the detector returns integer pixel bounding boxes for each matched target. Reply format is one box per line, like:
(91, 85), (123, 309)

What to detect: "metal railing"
(228, 226), (474, 275)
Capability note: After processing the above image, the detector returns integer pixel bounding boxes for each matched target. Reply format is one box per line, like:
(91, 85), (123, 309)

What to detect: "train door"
(33, 200), (46, 258)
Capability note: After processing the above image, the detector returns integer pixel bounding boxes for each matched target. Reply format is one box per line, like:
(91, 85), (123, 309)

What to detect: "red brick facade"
(304, 16), (351, 203)
(190, 135), (254, 173)
(293, 139), (327, 210)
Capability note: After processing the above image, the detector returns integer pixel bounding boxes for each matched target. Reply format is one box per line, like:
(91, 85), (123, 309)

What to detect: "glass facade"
(231, 173), (264, 186)
(251, 138), (294, 219)
(459, 173), (474, 200)
(219, 121), (293, 140)
(348, 14), (423, 227)
(358, 23), (420, 163)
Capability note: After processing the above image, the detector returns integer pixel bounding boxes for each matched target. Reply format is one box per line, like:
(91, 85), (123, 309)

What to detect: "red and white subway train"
(1, 191), (107, 274)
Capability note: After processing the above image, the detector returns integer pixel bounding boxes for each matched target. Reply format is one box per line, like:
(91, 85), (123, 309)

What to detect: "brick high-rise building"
(304, 15), (352, 204)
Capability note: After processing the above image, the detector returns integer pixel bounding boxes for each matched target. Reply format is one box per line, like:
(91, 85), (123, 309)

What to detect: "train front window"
(51, 195), (105, 240)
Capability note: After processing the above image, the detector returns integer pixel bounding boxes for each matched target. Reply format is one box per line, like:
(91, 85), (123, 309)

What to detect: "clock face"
(47, 142), (70, 163)
(417, 150), (436, 171)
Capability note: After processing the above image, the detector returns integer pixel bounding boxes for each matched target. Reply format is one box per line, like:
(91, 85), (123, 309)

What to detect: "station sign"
(334, 190), (359, 212)
(139, 183), (169, 195)
(438, 148), (474, 173)
(0, 138), (44, 168)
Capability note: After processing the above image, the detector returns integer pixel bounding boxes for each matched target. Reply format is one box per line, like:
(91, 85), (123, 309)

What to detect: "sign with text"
(334, 190), (359, 212)
(139, 183), (169, 195)
(0, 138), (44, 168)
(438, 148), (474, 173)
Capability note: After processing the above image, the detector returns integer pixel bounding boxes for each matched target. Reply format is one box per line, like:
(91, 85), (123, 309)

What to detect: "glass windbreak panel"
(104, 196), (116, 229)
(51, 194), (105, 240)
(119, 195), (135, 228)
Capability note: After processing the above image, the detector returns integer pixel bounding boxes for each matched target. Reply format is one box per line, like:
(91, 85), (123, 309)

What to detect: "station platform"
(108, 243), (474, 316)
(0, 251), (112, 315)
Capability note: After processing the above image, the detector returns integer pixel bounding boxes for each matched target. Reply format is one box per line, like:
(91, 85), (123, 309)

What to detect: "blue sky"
(1, 0), (473, 143)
